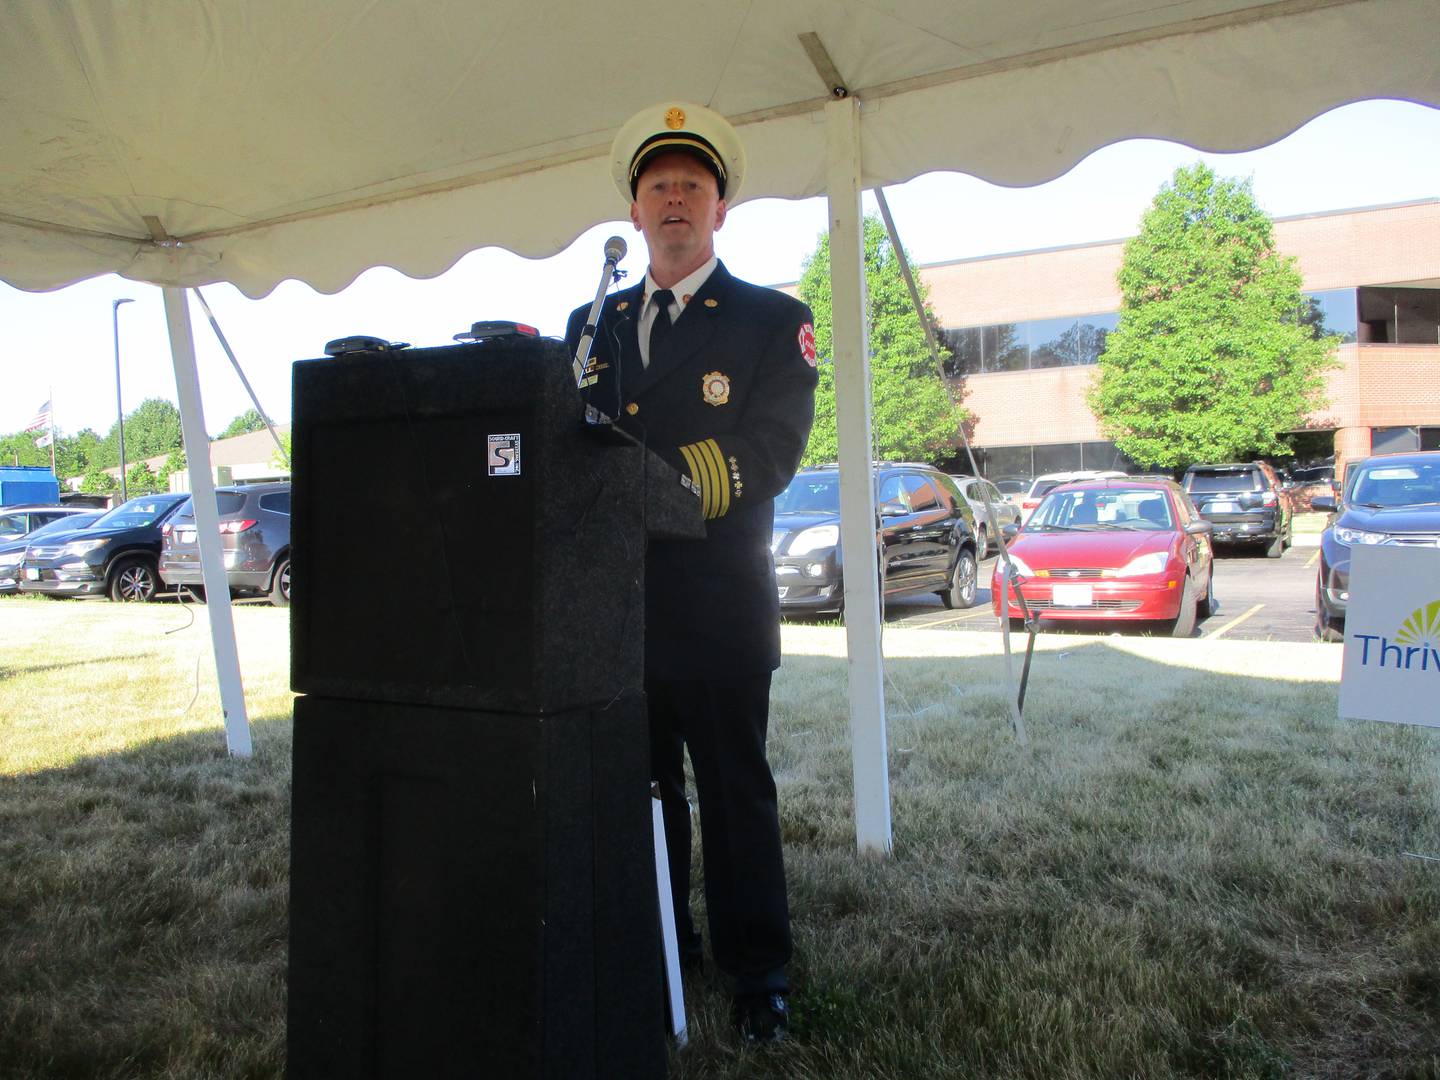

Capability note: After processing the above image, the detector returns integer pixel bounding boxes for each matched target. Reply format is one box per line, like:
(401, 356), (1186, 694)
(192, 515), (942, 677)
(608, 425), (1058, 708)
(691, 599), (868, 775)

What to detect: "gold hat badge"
(665, 107), (686, 129)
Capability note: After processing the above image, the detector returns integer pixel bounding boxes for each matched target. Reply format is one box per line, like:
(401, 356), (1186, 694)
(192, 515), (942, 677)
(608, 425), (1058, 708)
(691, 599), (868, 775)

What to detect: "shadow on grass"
(0, 653), (156, 681)
(3, 648), (1439, 1079)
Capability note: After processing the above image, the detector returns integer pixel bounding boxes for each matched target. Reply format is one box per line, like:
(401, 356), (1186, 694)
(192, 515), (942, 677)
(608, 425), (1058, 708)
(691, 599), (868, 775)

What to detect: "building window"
(942, 312), (1119, 374)
(1357, 287), (1440, 345)
(1302, 289), (1357, 343)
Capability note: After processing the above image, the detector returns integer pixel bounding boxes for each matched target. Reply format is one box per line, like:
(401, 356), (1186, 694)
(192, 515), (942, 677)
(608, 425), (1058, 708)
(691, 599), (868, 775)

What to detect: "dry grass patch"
(2, 601), (1437, 1078)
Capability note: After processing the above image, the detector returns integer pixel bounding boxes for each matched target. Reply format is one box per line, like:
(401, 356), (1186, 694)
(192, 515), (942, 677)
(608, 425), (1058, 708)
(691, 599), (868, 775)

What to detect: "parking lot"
(846, 540), (1328, 642)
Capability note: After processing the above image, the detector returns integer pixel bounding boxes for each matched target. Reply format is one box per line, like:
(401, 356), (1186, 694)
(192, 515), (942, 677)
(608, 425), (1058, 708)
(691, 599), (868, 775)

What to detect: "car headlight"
(997, 553), (1034, 578)
(1333, 526), (1386, 546)
(788, 525), (838, 556)
(60, 538), (110, 557)
(1103, 551), (1170, 578)
(0, 550), (22, 569)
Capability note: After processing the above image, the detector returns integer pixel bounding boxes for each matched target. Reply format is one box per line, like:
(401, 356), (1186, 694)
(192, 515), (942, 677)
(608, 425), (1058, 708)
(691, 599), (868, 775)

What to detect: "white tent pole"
(825, 96), (891, 856)
(161, 287), (253, 758)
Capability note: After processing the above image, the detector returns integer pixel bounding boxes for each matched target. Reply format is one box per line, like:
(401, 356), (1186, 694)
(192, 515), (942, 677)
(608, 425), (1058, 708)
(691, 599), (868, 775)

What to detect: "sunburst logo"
(1394, 599), (1440, 646)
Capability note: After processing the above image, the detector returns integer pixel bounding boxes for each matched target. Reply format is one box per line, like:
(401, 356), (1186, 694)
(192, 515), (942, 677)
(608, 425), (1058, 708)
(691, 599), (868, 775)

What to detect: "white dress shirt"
(638, 257), (717, 367)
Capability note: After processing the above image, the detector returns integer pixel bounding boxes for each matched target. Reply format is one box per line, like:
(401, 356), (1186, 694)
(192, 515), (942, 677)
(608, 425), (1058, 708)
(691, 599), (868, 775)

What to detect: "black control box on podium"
(286, 335), (702, 1079)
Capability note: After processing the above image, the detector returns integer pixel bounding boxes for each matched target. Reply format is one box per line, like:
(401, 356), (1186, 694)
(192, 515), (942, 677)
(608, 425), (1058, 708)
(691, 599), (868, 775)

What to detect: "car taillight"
(1260, 492), (1277, 507)
(218, 519), (258, 534)
(162, 523), (172, 535)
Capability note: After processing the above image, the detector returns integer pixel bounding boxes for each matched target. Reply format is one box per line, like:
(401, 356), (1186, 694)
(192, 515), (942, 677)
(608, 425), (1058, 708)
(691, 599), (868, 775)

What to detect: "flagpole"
(47, 386), (56, 477)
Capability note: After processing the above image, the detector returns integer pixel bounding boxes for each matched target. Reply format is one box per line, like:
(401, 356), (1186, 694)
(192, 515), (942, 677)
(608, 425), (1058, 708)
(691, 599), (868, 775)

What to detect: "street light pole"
(112, 298), (134, 501)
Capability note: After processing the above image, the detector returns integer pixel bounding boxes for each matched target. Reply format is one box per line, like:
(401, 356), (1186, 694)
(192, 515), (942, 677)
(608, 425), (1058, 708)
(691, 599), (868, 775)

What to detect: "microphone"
(573, 235), (629, 389)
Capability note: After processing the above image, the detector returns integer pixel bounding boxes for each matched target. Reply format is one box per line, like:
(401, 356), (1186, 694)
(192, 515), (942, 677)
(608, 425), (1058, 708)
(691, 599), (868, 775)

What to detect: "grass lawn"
(2, 597), (1437, 1078)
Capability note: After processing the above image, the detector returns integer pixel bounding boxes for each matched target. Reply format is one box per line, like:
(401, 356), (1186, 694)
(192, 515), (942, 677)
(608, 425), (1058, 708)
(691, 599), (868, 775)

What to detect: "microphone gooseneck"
(573, 236), (629, 391)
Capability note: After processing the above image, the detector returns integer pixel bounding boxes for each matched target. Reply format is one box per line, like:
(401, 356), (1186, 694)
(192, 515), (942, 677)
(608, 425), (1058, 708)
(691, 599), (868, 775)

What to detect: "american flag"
(23, 400), (52, 432)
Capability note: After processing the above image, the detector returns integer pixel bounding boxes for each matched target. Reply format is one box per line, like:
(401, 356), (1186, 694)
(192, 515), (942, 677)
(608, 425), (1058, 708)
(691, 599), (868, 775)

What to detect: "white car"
(1019, 470), (1128, 521)
(949, 475), (1023, 559)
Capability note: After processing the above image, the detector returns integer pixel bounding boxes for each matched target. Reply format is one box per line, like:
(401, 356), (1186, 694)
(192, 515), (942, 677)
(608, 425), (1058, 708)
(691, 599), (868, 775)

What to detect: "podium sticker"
(487, 433), (521, 476)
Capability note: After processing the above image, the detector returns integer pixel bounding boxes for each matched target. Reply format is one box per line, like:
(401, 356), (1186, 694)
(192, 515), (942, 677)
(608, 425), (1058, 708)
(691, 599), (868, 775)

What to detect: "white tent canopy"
(5, 0), (1435, 296)
(5, 0), (1437, 847)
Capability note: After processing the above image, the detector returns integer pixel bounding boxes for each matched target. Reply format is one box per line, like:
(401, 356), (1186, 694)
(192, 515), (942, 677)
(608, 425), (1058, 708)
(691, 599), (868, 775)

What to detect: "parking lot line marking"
(1305, 549), (1320, 569)
(1206, 603), (1264, 640)
(917, 609), (996, 629)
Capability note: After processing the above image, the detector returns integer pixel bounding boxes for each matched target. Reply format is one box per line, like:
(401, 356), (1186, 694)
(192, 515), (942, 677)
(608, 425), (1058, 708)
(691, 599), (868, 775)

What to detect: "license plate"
(178, 529), (196, 543)
(777, 586), (789, 599)
(1211, 500), (1238, 512)
(1052, 582), (1093, 607)
(24, 567), (40, 581)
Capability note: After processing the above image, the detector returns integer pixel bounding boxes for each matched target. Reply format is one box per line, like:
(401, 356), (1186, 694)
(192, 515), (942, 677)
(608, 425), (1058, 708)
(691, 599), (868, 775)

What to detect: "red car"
(992, 479), (1215, 637)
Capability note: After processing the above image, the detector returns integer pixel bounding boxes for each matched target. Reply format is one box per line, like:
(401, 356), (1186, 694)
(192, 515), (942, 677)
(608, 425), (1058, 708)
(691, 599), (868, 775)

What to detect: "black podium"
(286, 335), (703, 1078)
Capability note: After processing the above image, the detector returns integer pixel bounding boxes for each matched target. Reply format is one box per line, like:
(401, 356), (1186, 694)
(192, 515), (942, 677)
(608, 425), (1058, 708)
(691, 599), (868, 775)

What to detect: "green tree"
(125, 462), (162, 496)
(157, 447), (187, 489)
(218, 408), (267, 439)
(1088, 163), (1337, 469)
(80, 469), (118, 495)
(271, 431), (292, 471)
(105, 398), (184, 463)
(797, 216), (961, 465)
(0, 432), (48, 468)
(57, 428), (110, 478)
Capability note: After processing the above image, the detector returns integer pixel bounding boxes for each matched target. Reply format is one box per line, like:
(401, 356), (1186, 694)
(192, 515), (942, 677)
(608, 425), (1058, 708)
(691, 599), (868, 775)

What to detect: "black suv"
(1181, 461), (1292, 558)
(772, 463), (979, 615)
(18, 492), (188, 601)
(159, 482), (292, 606)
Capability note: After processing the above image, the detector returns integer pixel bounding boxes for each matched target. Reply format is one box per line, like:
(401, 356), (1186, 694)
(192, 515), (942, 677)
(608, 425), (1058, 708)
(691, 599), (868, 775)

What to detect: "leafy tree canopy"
(109, 398), (184, 461)
(1088, 163), (1337, 469)
(80, 469), (118, 494)
(125, 462), (163, 497)
(218, 408), (268, 440)
(797, 216), (961, 466)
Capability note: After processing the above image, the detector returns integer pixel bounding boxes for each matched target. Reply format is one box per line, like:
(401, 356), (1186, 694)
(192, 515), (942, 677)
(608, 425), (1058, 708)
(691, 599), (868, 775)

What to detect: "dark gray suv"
(159, 482), (292, 606)
(1182, 461), (1292, 558)
(772, 463), (979, 615)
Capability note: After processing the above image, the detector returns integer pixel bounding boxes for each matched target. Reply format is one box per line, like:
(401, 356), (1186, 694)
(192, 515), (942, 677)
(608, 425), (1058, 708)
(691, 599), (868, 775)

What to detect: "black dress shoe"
(679, 932), (704, 974)
(732, 993), (789, 1044)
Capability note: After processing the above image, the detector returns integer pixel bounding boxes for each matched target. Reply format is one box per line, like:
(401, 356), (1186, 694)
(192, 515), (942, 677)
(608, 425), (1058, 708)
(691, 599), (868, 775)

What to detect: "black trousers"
(646, 674), (792, 996)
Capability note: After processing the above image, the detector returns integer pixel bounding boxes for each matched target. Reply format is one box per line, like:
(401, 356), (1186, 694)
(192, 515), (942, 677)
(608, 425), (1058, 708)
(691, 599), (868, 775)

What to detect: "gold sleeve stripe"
(678, 442), (704, 502)
(702, 439), (731, 518)
(679, 438), (730, 519)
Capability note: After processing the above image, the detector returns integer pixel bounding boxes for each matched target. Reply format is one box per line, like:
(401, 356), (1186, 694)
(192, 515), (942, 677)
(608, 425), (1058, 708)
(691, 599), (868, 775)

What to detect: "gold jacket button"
(626, 402), (640, 415)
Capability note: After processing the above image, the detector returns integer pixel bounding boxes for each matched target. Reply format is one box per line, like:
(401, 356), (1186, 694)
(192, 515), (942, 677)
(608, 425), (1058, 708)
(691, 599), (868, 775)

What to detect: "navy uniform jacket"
(565, 260), (818, 680)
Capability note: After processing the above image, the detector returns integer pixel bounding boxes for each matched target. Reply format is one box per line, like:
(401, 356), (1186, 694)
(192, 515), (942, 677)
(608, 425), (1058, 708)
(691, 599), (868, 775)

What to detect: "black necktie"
(648, 289), (674, 365)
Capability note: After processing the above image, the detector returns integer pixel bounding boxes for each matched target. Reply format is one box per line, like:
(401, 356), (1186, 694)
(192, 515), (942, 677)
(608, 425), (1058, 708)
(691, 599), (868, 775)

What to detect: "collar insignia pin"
(704, 298), (719, 308)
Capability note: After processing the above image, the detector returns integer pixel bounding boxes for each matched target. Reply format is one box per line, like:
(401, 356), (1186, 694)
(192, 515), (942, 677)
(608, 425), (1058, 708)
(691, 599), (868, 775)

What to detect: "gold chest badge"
(701, 371), (731, 406)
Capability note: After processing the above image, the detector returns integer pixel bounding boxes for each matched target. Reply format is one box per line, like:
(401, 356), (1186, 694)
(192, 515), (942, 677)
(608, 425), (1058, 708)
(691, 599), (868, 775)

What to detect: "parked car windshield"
(1029, 487), (1174, 530)
(776, 475), (842, 514)
(1348, 461), (1440, 508)
(91, 496), (180, 529)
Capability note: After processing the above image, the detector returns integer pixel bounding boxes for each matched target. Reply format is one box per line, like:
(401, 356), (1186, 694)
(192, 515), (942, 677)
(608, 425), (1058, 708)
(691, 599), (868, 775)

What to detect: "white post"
(825, 96), (891, 855)
(161, 287), (253, 757)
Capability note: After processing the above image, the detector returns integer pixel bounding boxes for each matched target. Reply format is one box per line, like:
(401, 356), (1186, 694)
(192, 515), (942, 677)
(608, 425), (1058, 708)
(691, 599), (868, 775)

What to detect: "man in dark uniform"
(564, 101), (818, 1043)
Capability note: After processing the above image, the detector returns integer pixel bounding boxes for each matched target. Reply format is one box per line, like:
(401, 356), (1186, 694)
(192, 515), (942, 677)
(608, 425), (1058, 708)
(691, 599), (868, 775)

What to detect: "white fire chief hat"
(610, 101), (746, 204)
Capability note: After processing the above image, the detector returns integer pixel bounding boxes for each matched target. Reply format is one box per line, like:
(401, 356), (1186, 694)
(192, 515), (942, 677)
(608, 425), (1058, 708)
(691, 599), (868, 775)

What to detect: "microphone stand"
(573, 250), (623, 390)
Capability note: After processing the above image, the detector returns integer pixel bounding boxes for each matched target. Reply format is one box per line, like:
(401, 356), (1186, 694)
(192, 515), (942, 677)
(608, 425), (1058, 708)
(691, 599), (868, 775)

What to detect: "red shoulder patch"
(798, 323), (817, 367)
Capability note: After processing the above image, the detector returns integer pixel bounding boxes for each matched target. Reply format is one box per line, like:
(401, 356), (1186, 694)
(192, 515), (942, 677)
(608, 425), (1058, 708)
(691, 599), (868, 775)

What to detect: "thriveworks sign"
(1339, 546), (1440, 728)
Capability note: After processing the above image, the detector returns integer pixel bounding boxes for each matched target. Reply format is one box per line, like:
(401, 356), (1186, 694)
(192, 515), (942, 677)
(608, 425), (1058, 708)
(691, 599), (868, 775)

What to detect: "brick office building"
(799, 199), (1439, 479)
